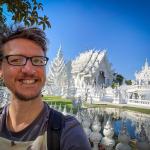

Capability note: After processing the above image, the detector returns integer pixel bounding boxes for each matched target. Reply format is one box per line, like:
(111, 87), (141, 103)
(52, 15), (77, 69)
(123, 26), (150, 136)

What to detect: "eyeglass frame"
(1, 55), (49, 66)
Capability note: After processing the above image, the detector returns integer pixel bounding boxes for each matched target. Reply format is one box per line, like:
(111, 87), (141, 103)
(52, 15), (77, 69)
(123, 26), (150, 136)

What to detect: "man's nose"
(21, 59), (36, 74)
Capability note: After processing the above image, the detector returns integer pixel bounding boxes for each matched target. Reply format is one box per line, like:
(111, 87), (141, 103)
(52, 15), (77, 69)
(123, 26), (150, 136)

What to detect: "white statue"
(101, 116), (115, 150)
(90, 115), (102, 150)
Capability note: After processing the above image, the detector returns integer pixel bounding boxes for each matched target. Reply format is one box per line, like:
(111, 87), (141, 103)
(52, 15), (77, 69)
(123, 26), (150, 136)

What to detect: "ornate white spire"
(56, 44), (63, 59)
(45, 45), (68, 96)
(144, 58), (149, 70)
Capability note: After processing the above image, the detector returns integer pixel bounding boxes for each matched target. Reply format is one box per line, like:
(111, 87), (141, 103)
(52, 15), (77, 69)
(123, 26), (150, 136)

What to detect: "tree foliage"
(0, 0), (50, 30)
(112, 73), (132, 88)
(113, 73), (124, 85)
(115, 74), (124, 85)
(125, 80), (132, 85)
(112, 73), (124, 88)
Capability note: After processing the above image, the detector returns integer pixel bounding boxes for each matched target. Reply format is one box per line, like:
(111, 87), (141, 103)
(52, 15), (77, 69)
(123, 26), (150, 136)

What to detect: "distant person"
(0, 26), (91, 150)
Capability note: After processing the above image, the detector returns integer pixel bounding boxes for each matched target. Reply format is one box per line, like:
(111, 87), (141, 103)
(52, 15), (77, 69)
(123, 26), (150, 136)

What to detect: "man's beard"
(14, 91), (42, 101)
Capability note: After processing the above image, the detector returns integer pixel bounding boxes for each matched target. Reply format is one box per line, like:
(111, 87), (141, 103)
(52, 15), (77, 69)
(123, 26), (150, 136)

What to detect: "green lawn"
(44, 96), (150, 115)
(85, 103), (150, 114)
(44, 96), (77, 113)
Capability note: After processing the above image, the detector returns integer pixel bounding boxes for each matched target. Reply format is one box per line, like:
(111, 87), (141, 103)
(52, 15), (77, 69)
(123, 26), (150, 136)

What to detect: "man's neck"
(7, 96), (44, 132)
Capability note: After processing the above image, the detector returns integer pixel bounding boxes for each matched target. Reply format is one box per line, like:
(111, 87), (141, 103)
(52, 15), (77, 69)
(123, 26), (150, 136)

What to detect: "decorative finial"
(144, 58), (148, 70)
(56, 44), (62, 58)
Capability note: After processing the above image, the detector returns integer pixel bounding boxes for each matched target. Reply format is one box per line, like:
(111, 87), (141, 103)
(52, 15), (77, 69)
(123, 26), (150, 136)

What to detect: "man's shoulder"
(61, 115), (91, 149)
(38, 104), (91, 149)
(47, 106), (80, 133)
(48, 107), (79, 130)
(62, 113), (84, 137)
(64, 115), (80, 129)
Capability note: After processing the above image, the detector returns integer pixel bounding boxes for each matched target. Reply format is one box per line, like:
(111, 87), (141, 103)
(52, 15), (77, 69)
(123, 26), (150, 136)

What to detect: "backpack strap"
(0, 107), (3, 114)
(47, 109), (65, 150)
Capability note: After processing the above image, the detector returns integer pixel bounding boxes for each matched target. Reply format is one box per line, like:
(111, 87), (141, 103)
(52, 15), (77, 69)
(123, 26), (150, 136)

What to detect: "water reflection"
(76, 107), (150, 150)
(114, 119), (136, 139)
(49, 102), (150, 149)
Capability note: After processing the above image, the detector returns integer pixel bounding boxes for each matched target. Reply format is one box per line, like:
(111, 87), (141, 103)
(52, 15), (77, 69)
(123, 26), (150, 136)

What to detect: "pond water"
(78, 107), (150, 142)
(114, 119), (136, 139)
(50, 102), (150, 147)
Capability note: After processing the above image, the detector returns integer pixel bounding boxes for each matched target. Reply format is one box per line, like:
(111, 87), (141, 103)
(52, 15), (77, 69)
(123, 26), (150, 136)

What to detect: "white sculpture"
(90, 115), (102, 150)
(62, 105), (67, 116)
(101, 116), (115, 150)
(58, 104), (62, 112)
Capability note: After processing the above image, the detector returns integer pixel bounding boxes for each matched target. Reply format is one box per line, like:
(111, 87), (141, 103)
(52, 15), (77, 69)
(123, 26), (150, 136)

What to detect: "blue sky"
(5, 0), (150, 80)
(42, 0), (150, 80)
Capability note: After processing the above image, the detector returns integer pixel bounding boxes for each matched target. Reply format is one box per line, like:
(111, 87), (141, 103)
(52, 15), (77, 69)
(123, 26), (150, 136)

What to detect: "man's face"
(0, 38), (46, 101)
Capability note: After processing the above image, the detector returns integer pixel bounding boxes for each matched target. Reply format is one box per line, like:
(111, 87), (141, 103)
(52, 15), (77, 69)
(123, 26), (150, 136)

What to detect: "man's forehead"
(3, 39), (44, 55)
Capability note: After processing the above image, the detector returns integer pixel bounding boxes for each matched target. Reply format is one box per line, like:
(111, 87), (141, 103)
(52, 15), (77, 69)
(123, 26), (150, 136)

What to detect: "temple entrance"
(98, 71), (105, 85)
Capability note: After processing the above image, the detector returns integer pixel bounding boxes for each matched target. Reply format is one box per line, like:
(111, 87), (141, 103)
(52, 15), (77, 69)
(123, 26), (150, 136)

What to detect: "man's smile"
(18, 79), (38, 84)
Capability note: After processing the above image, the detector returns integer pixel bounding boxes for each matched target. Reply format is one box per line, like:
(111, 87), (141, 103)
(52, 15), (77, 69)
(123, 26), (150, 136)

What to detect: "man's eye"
(10, 59), (22, 63)
(33, 59), (41, 63)
(33, 58), (44, 64)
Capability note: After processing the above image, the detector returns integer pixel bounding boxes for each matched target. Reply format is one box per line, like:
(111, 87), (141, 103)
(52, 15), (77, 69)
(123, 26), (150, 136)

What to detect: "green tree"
(112, 73), (124, 88)
(125, 80), (132, 85)
(0, 0), (50, 30)
(116, 74), (124, 85)
(111, 82), (118, 89)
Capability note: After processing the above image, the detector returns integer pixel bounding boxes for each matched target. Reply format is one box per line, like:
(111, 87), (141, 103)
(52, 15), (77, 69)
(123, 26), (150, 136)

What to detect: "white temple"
(125, 59), (150, 107)
(43, 47), (150, 108)
(44, 48), (114, 99)
(135, 59), (150, 86)
(71, 49), (114, 99)
(110, 59), (150, 107)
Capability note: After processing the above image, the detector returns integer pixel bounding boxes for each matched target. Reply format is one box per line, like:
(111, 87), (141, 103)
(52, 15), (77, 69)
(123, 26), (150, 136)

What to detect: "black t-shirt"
(0, 102), (91, 150)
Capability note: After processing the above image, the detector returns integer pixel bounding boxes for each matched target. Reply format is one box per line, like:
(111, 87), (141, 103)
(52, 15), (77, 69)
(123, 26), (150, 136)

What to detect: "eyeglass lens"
(5, 55), (48, 66)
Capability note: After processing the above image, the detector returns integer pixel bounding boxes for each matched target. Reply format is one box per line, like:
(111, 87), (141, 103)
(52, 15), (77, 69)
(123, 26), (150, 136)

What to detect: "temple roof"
(71, 49), (107, 74)
(135, 59), (150, 81)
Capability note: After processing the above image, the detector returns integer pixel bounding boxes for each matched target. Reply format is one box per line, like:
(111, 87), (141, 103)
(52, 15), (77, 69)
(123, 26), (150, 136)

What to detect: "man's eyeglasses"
(3, 55), (49, 66)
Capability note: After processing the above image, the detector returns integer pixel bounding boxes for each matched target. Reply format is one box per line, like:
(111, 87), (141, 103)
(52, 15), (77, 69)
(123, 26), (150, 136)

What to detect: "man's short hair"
(0, 26), (48, 58)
